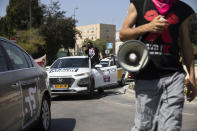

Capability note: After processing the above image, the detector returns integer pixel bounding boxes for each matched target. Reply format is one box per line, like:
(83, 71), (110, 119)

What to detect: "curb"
(118, 85), (135, 95)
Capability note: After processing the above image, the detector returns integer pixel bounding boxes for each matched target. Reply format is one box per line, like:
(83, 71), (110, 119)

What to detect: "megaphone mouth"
(125, 52), (140, 66)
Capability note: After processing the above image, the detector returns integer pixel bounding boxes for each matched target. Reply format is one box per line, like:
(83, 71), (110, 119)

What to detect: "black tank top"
(130, 0), (194, 80)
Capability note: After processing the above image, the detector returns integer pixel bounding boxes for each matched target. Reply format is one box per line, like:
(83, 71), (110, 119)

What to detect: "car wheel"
(119, 75), (126, 86)
(98, 88), (104, 94)
(38, 95), (51, 131)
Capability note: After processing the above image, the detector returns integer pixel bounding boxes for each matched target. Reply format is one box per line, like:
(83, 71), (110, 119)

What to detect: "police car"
(47, 56), (125, 97)
(100, 56), (127, 86)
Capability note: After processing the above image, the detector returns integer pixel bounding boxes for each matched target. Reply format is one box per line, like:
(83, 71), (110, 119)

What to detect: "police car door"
(99, 60), (117, 86)
(108, 60), (117, 85)
(2, 41), (40, 129)
(92, 66), (104, 88)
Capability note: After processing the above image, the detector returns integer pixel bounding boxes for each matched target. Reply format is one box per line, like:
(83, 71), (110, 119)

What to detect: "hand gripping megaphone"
(117, 40), (149, 72)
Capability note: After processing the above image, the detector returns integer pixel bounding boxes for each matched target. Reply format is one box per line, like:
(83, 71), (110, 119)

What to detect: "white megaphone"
(117, 40), (149, 72)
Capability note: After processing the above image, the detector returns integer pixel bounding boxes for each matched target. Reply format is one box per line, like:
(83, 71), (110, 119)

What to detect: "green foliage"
(189, 14), (197, 45)
(6, 0), (44, 29)
(40, 1), (79, 65)
(0, 0), (44, 38)
(82, 38), (93, 46)
(0, 0), (79, 63)
(0, 17), (9, 37)
(16, 29), (45, 56)
(93, 39), (107, 56)
(188, 14), (197, 58)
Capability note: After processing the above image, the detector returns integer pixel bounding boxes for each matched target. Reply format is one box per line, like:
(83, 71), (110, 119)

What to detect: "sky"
(0, 0), (197, 30)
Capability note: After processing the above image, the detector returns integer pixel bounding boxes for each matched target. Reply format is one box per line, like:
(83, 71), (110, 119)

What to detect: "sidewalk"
(119, 82), (135, 95)
(185, 97), (197, 105)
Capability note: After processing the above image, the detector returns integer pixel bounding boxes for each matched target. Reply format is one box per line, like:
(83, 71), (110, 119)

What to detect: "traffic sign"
(107, 43), (113, 49)
(105, 50), (110, 55)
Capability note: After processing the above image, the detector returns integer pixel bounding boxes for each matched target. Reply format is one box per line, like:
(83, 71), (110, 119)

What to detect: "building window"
(106, 35), (110, 39)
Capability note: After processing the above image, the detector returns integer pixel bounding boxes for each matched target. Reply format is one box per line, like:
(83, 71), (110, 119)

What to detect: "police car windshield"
(51, 58), (89, 68)
(100, 61), (109, 67)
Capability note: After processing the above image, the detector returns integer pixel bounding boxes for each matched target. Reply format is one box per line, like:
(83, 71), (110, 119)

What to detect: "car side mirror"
(95, 64), (103, 68)
(46, 66), (51, 70)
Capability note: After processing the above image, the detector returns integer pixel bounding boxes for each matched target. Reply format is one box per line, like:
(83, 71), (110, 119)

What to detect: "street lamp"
(74, 7), (78, 55)
(73, 7), (78, 23)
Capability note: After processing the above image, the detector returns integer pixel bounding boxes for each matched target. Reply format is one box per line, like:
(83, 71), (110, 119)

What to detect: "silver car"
(0, 36), (51, 131)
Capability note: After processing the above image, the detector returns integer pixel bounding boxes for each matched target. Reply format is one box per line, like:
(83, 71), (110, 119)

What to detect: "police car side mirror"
(46, 66), (51, 70)
(95, 64), (103, 68)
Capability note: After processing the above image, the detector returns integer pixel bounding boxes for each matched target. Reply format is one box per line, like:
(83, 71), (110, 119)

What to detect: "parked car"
(194, 60), (197, 66)
(46, 56), (124, 97)
(125, 72), (135, 82)
(0, 36), (51, 131)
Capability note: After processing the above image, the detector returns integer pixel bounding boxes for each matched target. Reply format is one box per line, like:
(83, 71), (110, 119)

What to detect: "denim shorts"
(131, 72), (186, 131)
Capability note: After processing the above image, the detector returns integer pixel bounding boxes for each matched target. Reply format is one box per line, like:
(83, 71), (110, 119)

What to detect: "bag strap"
(138, 0), (148, 41)
(143, 0), (148, 15)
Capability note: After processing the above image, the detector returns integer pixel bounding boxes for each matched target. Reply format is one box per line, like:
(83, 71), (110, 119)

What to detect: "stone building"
(75, 23), (116, 54)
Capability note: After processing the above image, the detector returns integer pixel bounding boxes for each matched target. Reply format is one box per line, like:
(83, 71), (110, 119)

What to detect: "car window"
(110, 61), (114, 66)
(24, 52), (33, 67)
(1, 41), (29, 70)
(116, 61), (121, 68)
(0, 45), (8, 72)
(114, 59), (121, 68)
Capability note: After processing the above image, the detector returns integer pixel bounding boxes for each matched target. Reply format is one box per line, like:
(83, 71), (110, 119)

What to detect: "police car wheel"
(87, 79), (95, 98)
(98, 88), (104, 94)
(119, 75), (126, 86)
(38, 95), (51, 131)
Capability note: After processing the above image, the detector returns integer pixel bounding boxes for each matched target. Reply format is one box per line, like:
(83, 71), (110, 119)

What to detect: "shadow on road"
(51, 87), (126, 101)
(51, 118), (76, 131)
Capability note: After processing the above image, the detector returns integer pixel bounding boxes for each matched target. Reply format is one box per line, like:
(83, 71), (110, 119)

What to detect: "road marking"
(185, 102), (197, 105)
(183, 112), (196, 116)
(100, 98), (135, 108)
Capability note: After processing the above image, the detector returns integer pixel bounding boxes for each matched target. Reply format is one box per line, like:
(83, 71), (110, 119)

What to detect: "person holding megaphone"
(119, 0), (196, 131)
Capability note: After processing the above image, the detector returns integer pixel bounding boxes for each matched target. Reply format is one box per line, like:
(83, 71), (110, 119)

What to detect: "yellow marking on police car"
(117, 68), (123, 80)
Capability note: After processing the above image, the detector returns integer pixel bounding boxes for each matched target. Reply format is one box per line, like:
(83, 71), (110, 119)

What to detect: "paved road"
(183, 100), (197, 131)
(50, 86), (197, 131)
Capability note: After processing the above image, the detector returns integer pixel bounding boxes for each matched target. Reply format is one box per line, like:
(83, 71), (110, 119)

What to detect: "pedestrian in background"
(120, 0), (197, 130)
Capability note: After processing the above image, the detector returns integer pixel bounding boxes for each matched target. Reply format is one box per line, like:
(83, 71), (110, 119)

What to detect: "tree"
(188, 14), (197, 59)
(0, 17), (9, 38)
(82, 38), (93, 46)
(7, 0), (44, 29)
(0, 0), (44, 37)
(40, 1), (79, 65)
(16, 29), (45, 56)
(189, 14), (197, 45)
(93, 39), (107, 56)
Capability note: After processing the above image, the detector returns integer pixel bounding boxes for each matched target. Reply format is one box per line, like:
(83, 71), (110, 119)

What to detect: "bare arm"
(119, 3), (168, 42)
(180, 15), (197, 102)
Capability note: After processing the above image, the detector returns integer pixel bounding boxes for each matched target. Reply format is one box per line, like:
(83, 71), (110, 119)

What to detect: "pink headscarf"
(152, 0), (176, 15)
